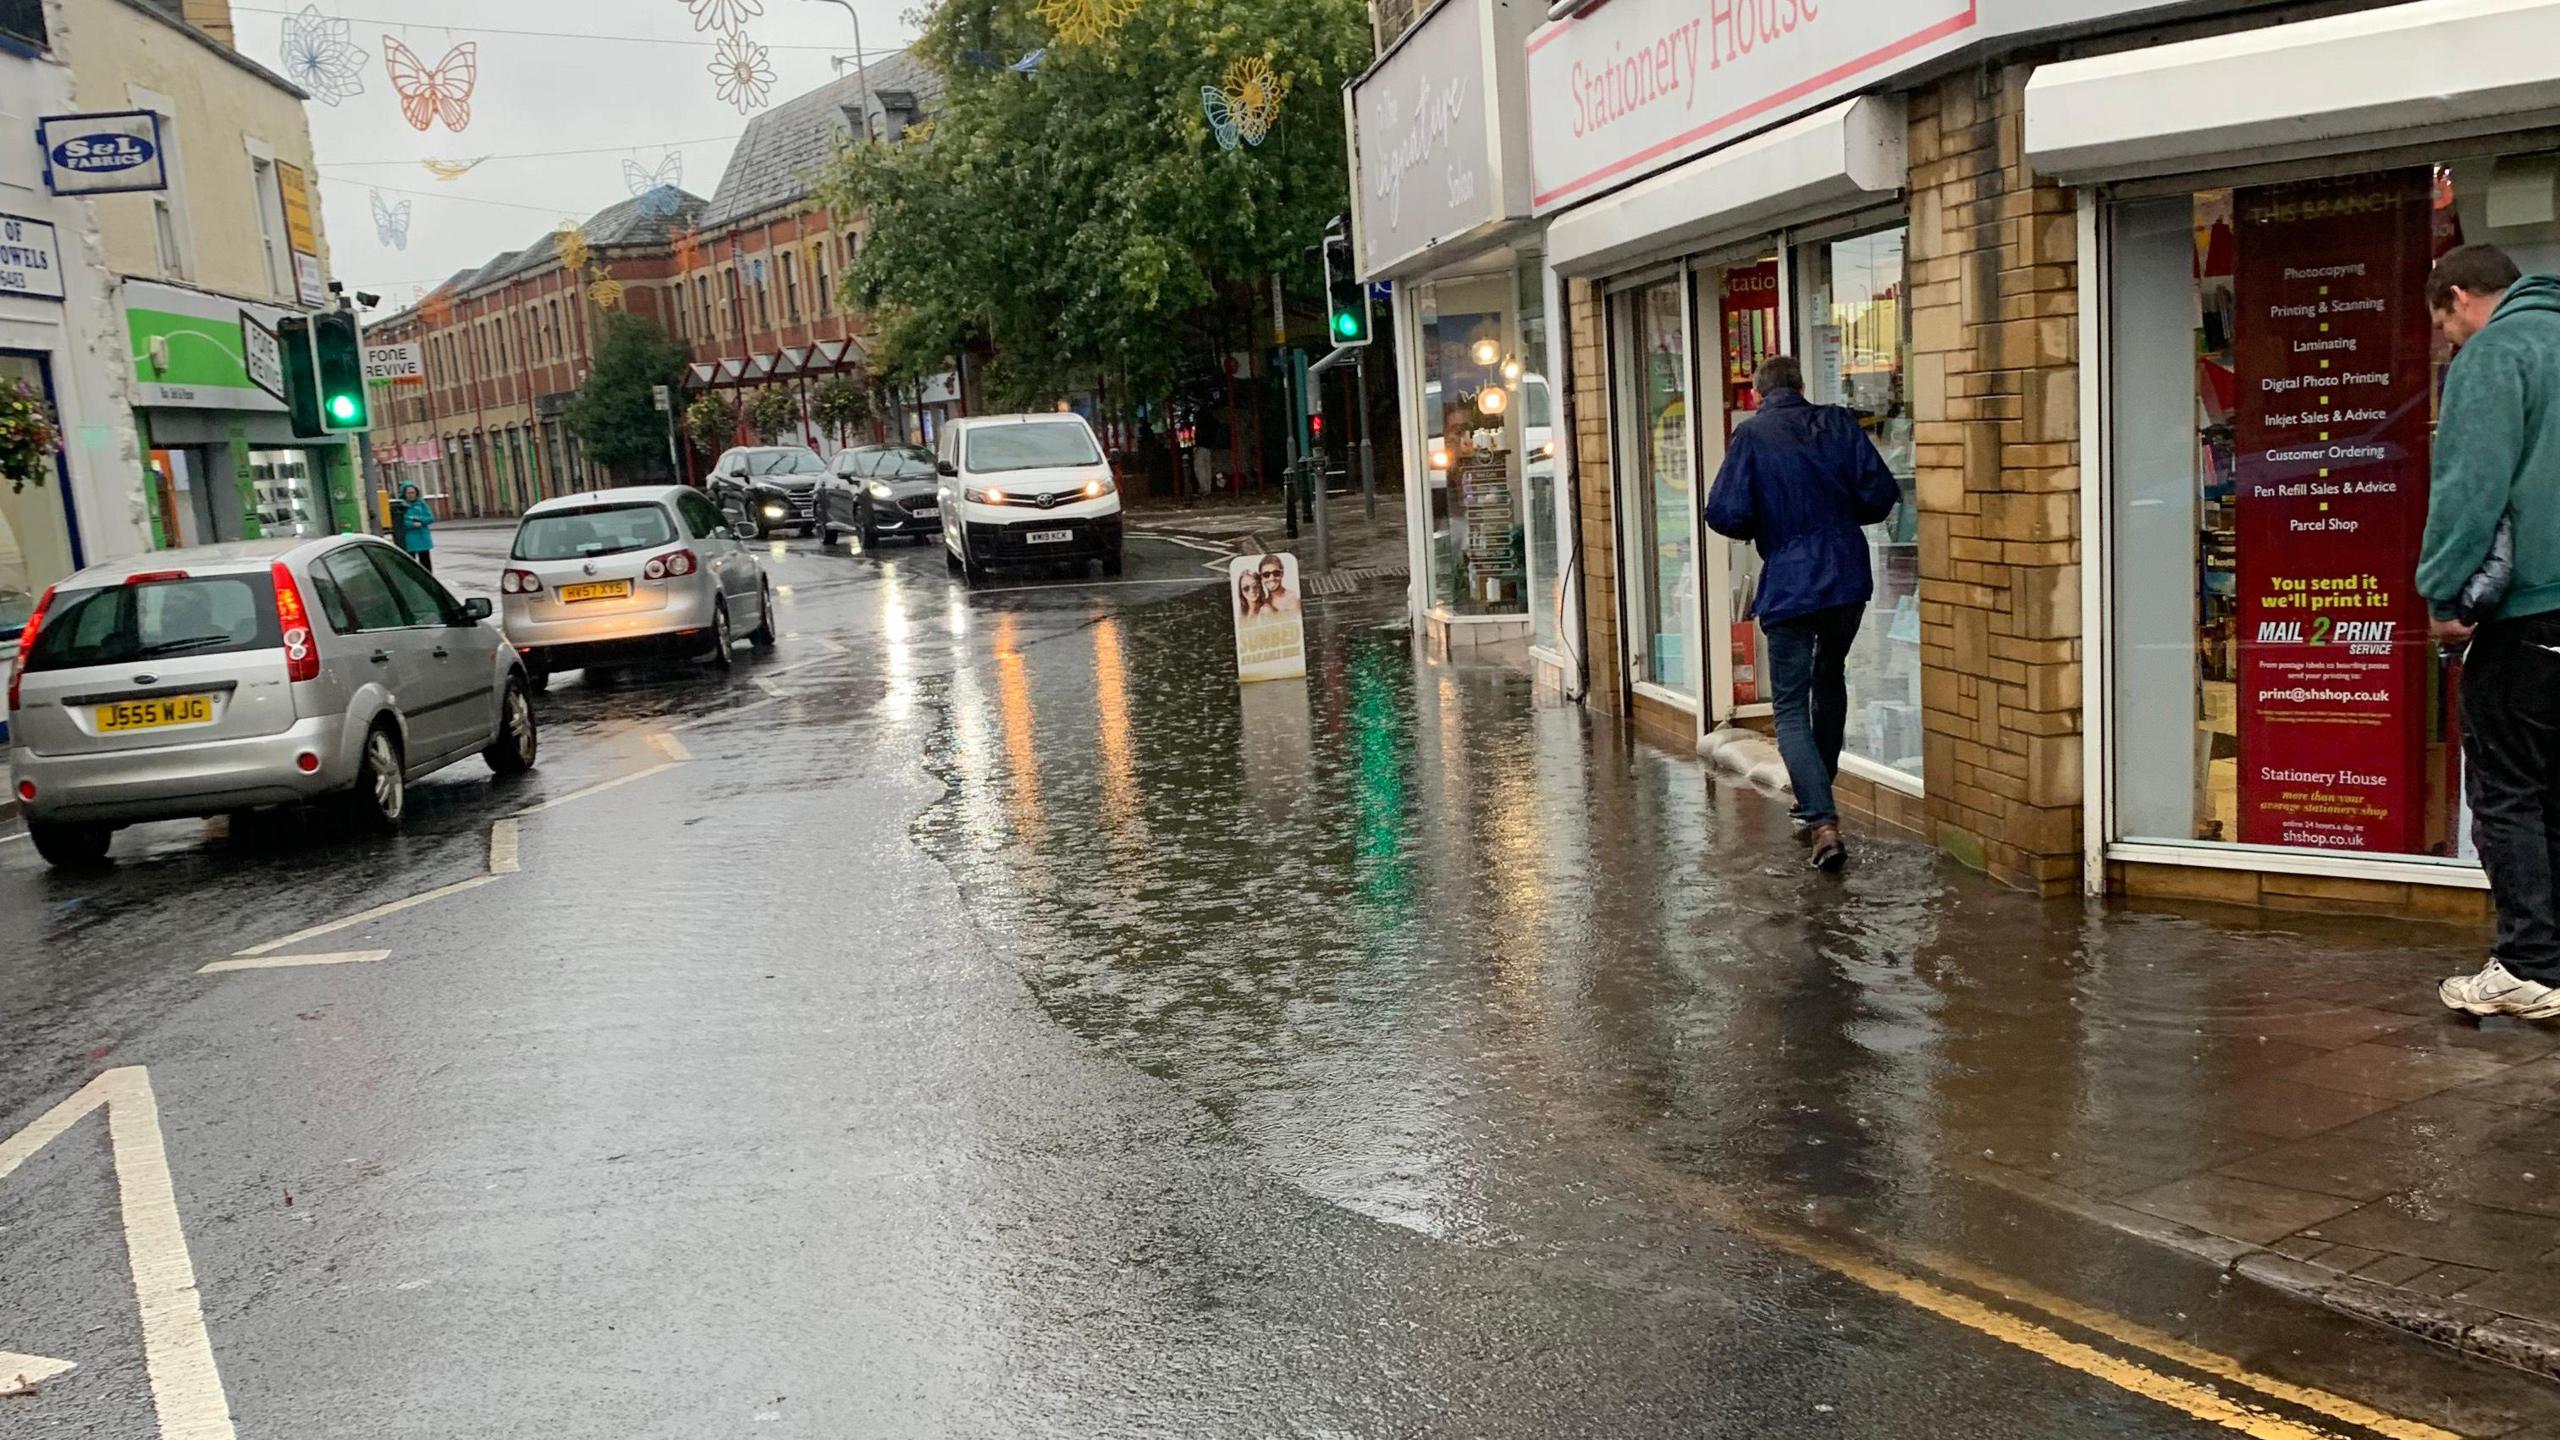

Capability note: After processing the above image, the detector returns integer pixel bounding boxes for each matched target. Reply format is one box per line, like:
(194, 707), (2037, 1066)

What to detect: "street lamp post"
(803, 0), (876, 138)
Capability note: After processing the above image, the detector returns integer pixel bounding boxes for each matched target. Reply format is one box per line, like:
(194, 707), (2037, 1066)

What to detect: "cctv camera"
(355, 291), (382, 308)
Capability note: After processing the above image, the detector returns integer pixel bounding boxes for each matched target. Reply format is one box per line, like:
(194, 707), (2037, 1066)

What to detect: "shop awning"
(2025, 0), (2560, 183)
(1545, 96), (1905, 279)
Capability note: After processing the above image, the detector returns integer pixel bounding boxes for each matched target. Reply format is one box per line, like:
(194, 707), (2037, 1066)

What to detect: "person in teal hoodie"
(395, 483), (436, 573)
(2420, 244), (2560, 1021)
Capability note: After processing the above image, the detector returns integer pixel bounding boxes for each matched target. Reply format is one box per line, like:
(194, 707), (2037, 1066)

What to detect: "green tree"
(685, 391), (738, 448)
(563, 311), (687, 480)
(809, 376), (875, 444)
(748, 386), (803, 444)
(817, 0), (1372, 414)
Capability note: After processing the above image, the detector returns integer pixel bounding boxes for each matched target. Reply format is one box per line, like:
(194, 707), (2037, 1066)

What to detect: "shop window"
(1615, 275), (1695, 695)
(1416, 270), (1531, 619)
(1796, 226), (1921, 780)
(1518, 254), (1560, 655)
(2106, 159), (2532, 863)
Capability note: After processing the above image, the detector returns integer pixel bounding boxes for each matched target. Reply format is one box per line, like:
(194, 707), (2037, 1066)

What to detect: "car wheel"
(799, 524), (816, 538)
(28, 820), (113, 871)
(705, 600), (735, 670)
(748, 581), (778, 648)
(339, 723), (406, 834)
(962, 540), (988, 587)
(485, 678), (539, 776)
(522, 660), (550, 694)
(944, 539), (962, 576)
(818, 520), (838, 548)
(1102, 545), (1125, 578)
(858, 516), (878, 551)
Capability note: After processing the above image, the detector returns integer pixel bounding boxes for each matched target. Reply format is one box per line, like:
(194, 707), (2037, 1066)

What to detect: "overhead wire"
(231, 6), (896, 52)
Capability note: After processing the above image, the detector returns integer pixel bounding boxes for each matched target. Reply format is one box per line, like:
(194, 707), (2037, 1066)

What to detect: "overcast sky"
(251, 0), (915, 309)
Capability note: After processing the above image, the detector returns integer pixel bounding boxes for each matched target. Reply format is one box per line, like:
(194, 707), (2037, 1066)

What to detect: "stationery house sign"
(37, 111), (169, 196)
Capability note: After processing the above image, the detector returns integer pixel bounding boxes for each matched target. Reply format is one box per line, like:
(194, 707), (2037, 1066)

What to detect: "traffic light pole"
(1355, 350), (1376, 522)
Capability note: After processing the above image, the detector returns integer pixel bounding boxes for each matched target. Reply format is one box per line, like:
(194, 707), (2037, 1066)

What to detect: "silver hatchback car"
(7, 537), (539, 869)
(498, 486), (773, 687)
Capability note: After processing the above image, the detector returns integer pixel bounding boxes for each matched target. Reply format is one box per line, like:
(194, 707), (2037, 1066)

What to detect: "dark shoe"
(1791, 817), (1816, 846)
(1808, 825), (1847, 873)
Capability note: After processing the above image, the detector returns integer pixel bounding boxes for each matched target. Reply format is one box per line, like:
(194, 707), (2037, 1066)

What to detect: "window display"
(1796, 227), (1920, 778)
(249, 449), (328, 538)
(1714, 258), (1781, 707)
(2106, 153), (2560, 862)
(1619, 276), (1694, 696)
(1416, 264), (1542, 620)
(1520, 254), (1561, 654)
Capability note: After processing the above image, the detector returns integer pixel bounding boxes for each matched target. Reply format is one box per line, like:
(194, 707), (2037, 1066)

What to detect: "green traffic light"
(328, 394), (360, 422)
(1333, 312), (1360, 339)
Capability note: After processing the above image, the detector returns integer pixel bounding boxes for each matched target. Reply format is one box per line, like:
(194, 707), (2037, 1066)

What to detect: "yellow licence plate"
(558, 580), (632, 603)
(95, 695), (215, 733)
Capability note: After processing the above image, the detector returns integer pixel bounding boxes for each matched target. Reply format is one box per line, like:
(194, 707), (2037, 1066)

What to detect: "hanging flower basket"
(0, 379), (59, 494)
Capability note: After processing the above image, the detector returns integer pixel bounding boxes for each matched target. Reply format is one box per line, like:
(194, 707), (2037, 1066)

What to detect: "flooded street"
(3, 523), (2555, 1437)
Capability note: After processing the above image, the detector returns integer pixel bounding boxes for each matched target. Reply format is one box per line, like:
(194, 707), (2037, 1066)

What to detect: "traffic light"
(313, 309), (368, 432)
(1322, 231), (1371, 348)
(276, 315), (324, 437)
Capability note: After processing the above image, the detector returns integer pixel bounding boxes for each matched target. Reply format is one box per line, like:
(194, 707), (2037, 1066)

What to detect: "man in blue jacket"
(1707, 356), (1903, 872)
(2421, 244), (2560, 1021)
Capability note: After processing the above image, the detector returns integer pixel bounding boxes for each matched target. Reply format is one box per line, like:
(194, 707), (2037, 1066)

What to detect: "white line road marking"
(199, 949), (391, 975)
(785, 634), (847, 654)
(647, 732), (691, 762)
(0, 830), (27, 844)
(668, 694), (784, 732)
(0, 1069), (237, 1439)
(487, 818), (520, 874)
(509, 760), (681, 816)
(233, 874), (503, 957)
(0, 1352), (76, 1394)
(753, 675), (789, 699)
(966, 578), (1214, 596)
(1130, 531), (1236, 556)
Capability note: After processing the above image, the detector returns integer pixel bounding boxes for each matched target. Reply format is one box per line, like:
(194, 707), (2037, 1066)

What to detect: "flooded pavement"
(1, 518), (2555, 1437)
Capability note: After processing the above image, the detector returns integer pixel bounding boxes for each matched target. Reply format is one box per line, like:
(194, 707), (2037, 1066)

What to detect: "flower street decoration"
(370, 190), (412, 250)
(684, 0), (762, 33)
(587, 275), (626, 311)
(383, 36), (479, 132)
(708, 29), (776, 113)
(0, 378), (60, 493)
(421, 154), (491, 181)
(1036, 0), (1140, 46)
(278, 5), (367, 106)
(1201, 56), (1285, 151)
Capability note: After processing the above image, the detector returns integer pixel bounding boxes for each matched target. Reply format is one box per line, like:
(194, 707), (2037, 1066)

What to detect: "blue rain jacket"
(1704, 390), (1903, 626)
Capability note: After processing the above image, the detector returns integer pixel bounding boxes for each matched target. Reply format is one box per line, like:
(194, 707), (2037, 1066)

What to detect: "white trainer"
(2439, 959), (2560, 1020)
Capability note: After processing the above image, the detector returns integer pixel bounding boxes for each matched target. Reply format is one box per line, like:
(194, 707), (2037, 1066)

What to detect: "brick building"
(1348, 0), (2514, 917)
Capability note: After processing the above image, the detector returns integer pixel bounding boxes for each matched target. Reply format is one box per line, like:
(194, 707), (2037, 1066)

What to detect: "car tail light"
(501, 568), (543, 594)
(295, 751), (321, 773)
(8, 584), (53, 713)
(271, 561), (320, 683)
(124, 569), (191, 585)
(643, 549), (698, 580)
(14, 780), (31, 802)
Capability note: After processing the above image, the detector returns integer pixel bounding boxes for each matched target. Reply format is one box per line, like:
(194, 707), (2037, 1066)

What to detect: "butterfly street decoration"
(421, 155), (492, 181)
(385, 35), (478, 132)
(625, 153), (684, 220)
(1202, 56), (1285, 152)
(278, 5), (365, 105)
(371, 190), (412, 251)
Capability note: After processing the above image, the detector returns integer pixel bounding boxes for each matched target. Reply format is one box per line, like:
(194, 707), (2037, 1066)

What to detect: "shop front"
(1540, 83), (1926, 793)
(2026, 0), (2559, 909)
(124, 279), (358, 545)
(1346, 0), (1558, 674)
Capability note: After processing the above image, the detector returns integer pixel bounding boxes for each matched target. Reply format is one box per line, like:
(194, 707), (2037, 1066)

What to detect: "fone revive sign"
(1526, 0), (1977, 211)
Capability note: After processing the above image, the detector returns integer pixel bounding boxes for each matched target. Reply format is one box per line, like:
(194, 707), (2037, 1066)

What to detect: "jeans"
(2462, 612), (2560, 985)
(1764, 602), (1863, 830)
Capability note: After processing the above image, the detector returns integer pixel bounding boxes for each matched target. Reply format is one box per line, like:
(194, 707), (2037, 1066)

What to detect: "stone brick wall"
(1906, 63), (2086, 895)
(1567, 277), (1625, 716)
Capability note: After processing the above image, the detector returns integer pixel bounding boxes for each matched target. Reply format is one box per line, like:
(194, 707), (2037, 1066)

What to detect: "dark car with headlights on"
(706, 446), (828, 538)
(816, 444), (942, 550)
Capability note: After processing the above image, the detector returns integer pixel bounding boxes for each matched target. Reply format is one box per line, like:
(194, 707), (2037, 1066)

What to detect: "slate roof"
(442, 189), (711, 299)
(699, 48), (941, 231)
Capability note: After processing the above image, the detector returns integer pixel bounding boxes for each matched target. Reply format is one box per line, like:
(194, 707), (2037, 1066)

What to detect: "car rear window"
(964, 423), (1101, 472)
(513, 503), (678, 561)
(748, 450), (826, 475)
(24, 575), (281, 672)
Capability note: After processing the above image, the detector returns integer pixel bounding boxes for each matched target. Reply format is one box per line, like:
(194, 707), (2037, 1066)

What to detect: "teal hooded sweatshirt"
(2419, 274), (2560, 622)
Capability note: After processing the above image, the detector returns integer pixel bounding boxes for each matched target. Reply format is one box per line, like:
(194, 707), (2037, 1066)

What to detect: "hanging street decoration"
(708, 29), (776, 113)
(1037, 0), (1140, 47)
(1201, 56), (1284, 151)
(684, 0), (764, 33)
(587, 275), (627, 311)
(370, 190), (412, 250)
(421, 155), (492, 181)
(555, 221), (591, 275)
(278, 5), (367, 106)
(421, 287), (454, 328)
(383, 35), (479, 133)
(672, 226), (704, 273)
(624, 153), (685, 219)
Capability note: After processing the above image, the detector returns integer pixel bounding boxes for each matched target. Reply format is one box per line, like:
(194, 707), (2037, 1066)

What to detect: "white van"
(936, 414), (1123, 585)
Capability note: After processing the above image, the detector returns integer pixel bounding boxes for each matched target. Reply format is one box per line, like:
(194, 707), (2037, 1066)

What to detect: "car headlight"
(965, 487), (1004, 504)
(761, 502), (786, 518)
(868, 482), (894, 501)
(1081, 475), (1116, 498)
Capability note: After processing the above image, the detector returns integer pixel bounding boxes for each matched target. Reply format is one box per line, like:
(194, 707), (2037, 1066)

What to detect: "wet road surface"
(4, 520), (2558, 1437)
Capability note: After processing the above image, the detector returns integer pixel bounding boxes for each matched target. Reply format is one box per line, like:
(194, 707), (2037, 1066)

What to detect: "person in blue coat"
(395, 483), (436, 573)
(1705, 356), (1903, 872)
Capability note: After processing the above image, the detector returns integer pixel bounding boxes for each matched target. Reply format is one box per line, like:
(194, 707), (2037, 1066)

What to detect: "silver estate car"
(499, 486), (773, 688)
(7, 537), (539, 869)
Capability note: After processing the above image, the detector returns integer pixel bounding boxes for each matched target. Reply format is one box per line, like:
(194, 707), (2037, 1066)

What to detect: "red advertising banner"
(2230, 170), (2435, 853)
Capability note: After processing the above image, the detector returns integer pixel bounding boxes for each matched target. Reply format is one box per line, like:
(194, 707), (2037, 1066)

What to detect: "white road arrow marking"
(0, 1352), (76, 1395)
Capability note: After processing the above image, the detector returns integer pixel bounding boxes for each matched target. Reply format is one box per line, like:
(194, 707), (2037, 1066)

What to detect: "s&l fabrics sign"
(1526, 0), (1977, 211)
(36, 111), (169, 197)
